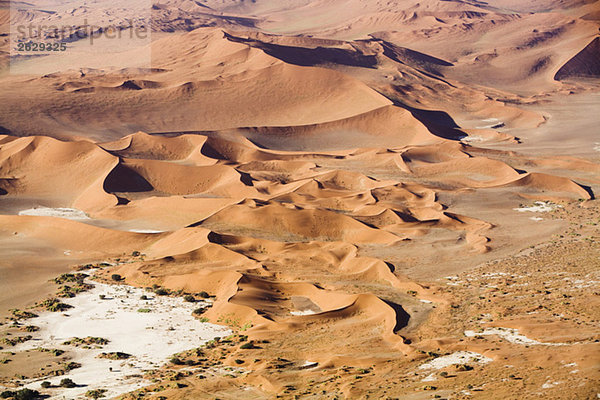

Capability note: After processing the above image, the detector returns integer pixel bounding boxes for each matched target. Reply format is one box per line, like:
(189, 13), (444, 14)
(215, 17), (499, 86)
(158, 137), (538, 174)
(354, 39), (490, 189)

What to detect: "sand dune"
(554, 37), (600, 80)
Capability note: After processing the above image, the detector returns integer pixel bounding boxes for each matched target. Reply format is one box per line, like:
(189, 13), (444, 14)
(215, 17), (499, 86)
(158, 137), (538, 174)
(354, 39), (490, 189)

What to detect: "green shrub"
(183, 295), (195, 303)
(240, 342), (255, 349)
(110, 274), (122, 282)
(198, 291), (210, 299)
(40, 381), (51, 389)
(98, 352), (130, 360)
(9, 309), (38, 320)
(39, 298), (72, 312)
(59, 378), (76, 388)
(137, 308), (151, 313)
(155, 288), (169, 296)
(192, 307), (205, 315)
(170, 356), (183, 365)
(1, 335), (32, 346)
(456, 364), (473, 371)
(10, 389), (40, 400)
(85, 389), (107, 399)
(22, 325), (39, 332)
(54, 273), (87, 285)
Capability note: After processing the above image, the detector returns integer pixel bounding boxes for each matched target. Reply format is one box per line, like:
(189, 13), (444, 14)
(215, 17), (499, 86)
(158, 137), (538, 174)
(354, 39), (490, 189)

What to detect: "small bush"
(62, 361), (81, 371)
(38, 348), (64, 356)
(39, 298), (72, 312)
(198, 291), (210, 299)
(456, 364), (473, 371)
(54, 273), (87, 285)
(22, 325), (39, 332)
(98, 294), (106, 300)
(60, 378), (77, 388)
(98, 352), (130, 360)
(155, 288), (169, 296)
(85, 389), (107, 399)
(170, 356), (183, 365)
(137, 308), (151, 313)
(192, 307), (205, 315)
(1, 335), (32, 346)
(131, 251), (141, 257)
(240, 342), (255, 350)
(110, 274), (122, 282)
(140, 295), (149, 300)
(40, 381), (51, 389)
(5, 389), (41, 400)
(183, 295), (195, 303)
(9, 309), (38, 320)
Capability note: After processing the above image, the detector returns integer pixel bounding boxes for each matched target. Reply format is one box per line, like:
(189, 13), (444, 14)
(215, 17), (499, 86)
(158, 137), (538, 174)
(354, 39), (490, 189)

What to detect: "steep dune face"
(554, 37), (600, 80)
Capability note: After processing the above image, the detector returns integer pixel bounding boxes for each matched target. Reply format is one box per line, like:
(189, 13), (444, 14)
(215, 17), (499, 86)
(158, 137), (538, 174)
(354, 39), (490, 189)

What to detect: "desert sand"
(0, 0), (599, 399)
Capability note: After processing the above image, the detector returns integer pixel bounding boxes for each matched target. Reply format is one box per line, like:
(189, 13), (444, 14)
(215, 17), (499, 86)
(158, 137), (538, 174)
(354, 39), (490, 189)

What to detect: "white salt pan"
(19, 207), (90, 220)
(464, 327), (567, 346)
(290, 310), (317, 316)
(418, 351), (492, 370)
(12, 281), (230, 399)
(514, 201), (561, 213)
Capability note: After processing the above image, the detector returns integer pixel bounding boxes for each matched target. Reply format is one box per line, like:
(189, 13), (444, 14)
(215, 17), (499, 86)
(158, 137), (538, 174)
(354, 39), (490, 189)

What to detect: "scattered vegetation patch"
(54, 273), (88, 285)
(19, 325), (39, 332)
(37, 298), (72, 312)
(9, 309), (37, 320)
(85, 389), (107, 399)
(63, 336), (109, 348)
(1, 335), (32, 346)
(37, 347), (65, 356)
(98, 351), (131, 360)
(57, 282), (94, 298)
(137, 308), (152, 313)
(0, 388), (41, 399)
